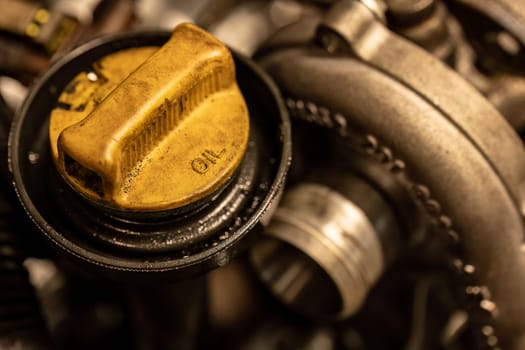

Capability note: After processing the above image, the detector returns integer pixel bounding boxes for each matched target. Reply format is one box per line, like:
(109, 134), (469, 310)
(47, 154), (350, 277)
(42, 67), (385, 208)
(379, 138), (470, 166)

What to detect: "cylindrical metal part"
(252, 181), (393, 319)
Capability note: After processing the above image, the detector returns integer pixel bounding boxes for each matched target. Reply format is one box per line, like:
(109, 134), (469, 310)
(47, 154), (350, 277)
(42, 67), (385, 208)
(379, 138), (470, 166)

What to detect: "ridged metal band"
(264, 183), (384, 318)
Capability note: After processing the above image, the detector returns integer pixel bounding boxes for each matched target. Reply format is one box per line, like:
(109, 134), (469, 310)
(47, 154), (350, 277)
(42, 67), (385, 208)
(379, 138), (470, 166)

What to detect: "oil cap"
(9, 24), (290, 280)
(50, 24), (250, 211)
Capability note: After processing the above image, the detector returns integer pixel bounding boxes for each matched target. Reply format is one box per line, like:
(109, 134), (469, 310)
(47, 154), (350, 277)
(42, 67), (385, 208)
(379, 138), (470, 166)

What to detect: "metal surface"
(252, 183), (384, 319)
(448, 0), (525, 50)
(258, 2), (525, 347)
(386, 0), (458, 62)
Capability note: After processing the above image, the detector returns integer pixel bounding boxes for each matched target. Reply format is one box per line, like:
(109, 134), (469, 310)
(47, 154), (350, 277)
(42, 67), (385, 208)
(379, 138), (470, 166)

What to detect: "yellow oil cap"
(49, 23), (250, 211)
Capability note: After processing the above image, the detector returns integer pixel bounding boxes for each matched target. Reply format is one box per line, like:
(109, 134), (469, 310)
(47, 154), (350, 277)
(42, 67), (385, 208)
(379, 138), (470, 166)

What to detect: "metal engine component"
(252, 182), (385, 319)
(4, 0), (525, 349)
(255, 0), (525, 348)
(0, 0), (80, 54)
